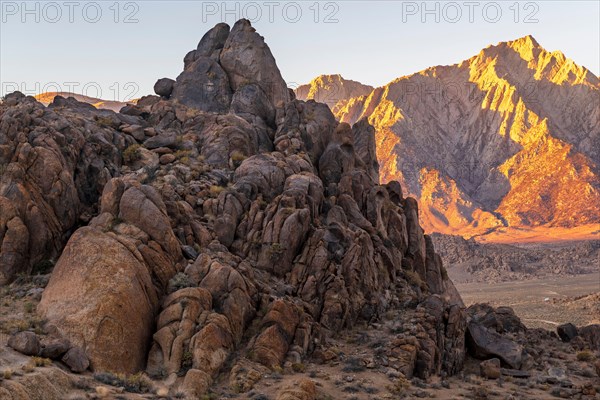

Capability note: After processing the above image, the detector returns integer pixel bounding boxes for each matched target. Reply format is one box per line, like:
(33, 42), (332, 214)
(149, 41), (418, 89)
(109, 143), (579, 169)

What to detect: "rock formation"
(0, 19), (466, 397)
(298, 36), (600, 239)
(0, 94), (131, 284)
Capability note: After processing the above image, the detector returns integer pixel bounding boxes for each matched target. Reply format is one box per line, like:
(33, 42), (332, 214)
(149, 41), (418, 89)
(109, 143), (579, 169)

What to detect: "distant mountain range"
(296, 36), (600, 241)
(34, 92), (133, 112)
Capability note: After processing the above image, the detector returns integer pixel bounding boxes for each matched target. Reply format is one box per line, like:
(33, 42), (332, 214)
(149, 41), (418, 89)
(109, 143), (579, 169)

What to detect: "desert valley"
(0, 14), (598, 400)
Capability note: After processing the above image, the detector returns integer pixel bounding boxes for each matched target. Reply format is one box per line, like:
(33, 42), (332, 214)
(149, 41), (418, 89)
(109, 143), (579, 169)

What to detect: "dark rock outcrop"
(170, 18), (289, 127)
(8, 331), (40, 356)
(557, 323), (579, 342)
(579, 324), (600, 350)
(154, 78), (175, 98)
(466, 322), (523, 369)
(468, 303), (527, 334)
(61, 346), (90, 373)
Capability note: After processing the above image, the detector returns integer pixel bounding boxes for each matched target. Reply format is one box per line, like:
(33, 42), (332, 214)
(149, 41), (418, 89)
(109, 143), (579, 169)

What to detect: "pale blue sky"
(1, 1), (598, 100)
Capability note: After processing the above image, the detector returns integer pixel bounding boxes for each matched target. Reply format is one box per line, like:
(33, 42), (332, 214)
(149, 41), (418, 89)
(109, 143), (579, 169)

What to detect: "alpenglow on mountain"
(297, 36), (600, 239)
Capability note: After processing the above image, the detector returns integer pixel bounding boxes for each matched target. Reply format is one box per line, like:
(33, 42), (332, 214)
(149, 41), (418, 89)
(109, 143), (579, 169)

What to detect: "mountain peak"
(479, 34), (597, 85)
(503, 34), (542, 61)
(510, 34), (540, 48)
(307, 74), (363, 86)
(306, 74), (344, 86)
(295, 75), (373, 107)
(157, 19), (290, 118)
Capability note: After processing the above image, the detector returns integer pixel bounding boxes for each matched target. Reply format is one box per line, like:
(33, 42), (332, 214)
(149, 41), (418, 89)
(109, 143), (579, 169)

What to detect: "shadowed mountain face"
(297, 36), (600, 239)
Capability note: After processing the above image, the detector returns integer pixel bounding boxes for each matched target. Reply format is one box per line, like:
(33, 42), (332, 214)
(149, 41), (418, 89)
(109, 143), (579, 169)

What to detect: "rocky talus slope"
(0, 20), (474, 398)
(298, 36), (600, 238)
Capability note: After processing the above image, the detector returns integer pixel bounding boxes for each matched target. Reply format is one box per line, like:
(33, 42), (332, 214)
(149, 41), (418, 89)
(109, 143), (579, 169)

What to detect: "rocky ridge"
(431, 233), (600, 283)
(34, 92), (133, 113)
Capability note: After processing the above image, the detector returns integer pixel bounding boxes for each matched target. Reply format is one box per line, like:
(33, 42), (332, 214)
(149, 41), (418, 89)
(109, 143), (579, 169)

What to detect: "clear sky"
(1, 1), (598, 100)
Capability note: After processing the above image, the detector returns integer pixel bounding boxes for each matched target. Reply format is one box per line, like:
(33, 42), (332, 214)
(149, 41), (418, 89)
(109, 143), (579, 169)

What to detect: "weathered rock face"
(171, 57), (232, 113)
(411, 296), (467, 378)
(0, 92), (131, 284)
(38, 178), (184, 373)
(351, 118), (379, 183)
(38, 227), (160, 373)
(0, 19), (466, 395)
(220, 19), (290, 110)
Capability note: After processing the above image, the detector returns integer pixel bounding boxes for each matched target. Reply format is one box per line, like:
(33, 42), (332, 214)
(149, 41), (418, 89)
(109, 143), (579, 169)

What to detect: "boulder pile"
(2, 19), (465, 397)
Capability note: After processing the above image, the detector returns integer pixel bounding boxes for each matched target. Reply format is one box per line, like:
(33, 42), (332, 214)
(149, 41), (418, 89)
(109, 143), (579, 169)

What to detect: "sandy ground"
(456, 272), (600, 330)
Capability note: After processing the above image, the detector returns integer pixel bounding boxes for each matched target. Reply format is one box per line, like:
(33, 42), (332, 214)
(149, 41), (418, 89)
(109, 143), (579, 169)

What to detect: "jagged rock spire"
(159, 19), (290, 127)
